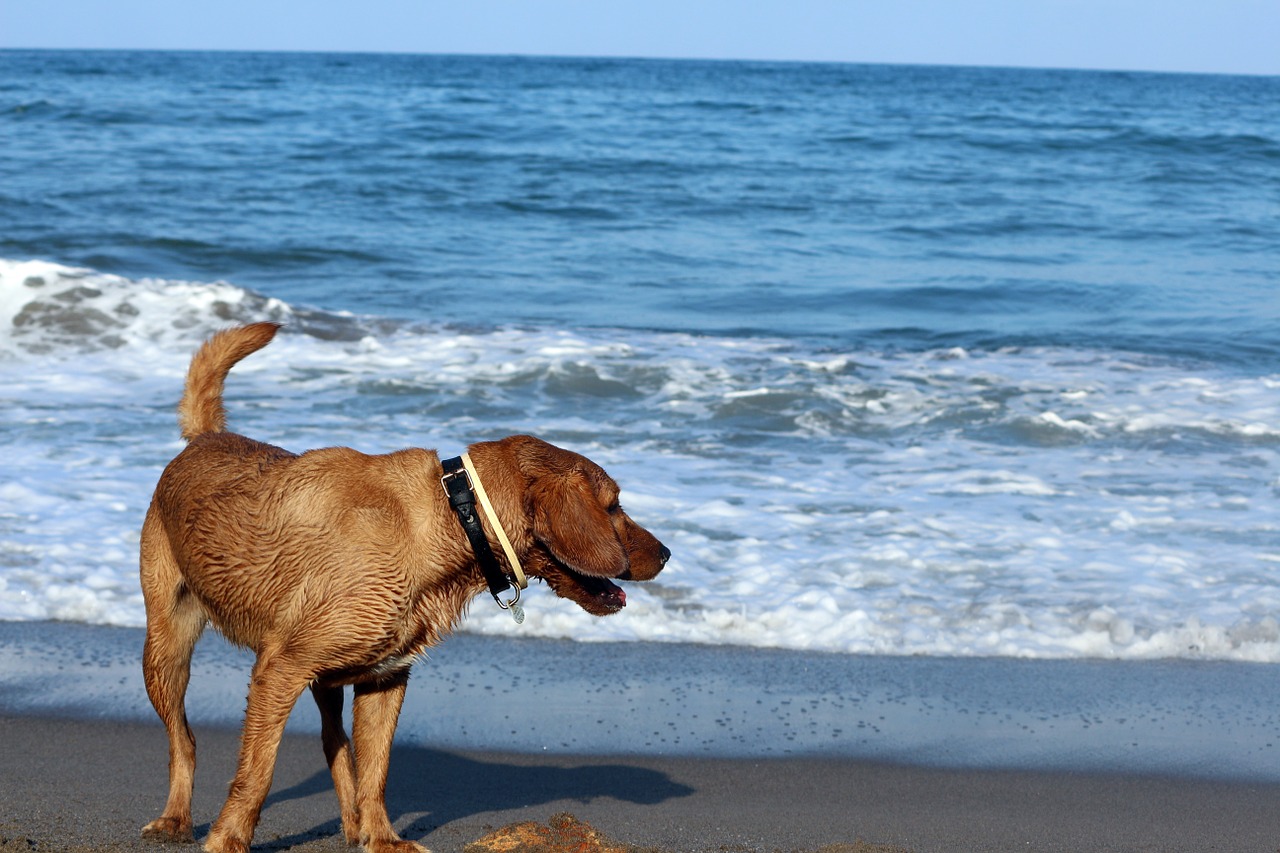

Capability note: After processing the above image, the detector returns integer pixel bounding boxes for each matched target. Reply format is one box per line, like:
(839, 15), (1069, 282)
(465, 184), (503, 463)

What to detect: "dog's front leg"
(352, 673), (427, 853)
(205, 653), (309, 853)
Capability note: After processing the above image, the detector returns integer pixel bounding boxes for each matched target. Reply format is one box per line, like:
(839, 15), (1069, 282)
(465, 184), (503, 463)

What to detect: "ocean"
(2, 49), (1278, 661)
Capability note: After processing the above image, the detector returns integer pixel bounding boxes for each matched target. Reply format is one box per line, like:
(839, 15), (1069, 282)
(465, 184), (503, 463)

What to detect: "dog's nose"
(659, 545), (671, 566)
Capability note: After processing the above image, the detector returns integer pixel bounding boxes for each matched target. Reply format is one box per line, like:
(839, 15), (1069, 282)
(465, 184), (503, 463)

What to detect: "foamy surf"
(3, 258), (1279, 661)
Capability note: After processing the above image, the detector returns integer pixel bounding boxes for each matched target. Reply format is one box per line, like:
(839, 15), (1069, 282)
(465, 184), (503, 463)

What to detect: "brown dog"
(139, 323), (669, 853)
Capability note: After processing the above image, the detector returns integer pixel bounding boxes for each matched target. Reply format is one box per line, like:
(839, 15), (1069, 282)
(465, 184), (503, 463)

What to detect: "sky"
(1, 0), (1277, 77)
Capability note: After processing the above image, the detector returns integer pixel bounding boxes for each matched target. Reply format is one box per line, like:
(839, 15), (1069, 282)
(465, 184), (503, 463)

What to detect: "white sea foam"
(3, 259), (1280, 661)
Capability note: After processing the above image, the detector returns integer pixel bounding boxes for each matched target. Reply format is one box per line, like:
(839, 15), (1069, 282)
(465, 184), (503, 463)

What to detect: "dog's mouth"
(538, 559), (627, 617)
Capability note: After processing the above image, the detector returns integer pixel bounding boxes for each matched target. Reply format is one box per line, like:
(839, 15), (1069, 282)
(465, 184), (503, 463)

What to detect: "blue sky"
(2, 0), (1277, 76)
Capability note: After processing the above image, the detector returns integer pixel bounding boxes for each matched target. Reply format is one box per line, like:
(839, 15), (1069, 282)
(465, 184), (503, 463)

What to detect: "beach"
(3, 621), (1280, 852)
(6, 713), (1280, 853)
(3, 50), (1280, 852)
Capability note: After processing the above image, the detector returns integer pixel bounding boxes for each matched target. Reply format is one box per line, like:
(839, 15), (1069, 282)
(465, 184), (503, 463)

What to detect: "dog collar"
(440, 453), (528, 622)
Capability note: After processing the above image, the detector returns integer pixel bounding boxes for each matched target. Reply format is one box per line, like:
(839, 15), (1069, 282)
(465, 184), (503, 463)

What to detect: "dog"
(139, 322), (669, 853)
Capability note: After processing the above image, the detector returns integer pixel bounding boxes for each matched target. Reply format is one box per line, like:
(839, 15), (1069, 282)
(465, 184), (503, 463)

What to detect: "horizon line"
(2, 45), (1276, 80)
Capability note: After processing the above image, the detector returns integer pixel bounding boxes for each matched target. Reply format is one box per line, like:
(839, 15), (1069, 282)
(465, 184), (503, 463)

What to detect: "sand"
(3, 620), (1280, 852)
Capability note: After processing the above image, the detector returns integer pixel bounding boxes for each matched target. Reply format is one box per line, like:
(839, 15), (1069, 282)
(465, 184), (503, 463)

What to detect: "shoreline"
(5, 620), (1280, 850)
(3, 620), (1278, 780)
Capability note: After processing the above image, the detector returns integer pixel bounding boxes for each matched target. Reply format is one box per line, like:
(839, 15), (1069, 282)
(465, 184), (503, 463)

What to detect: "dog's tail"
(177, 322), (281, 440)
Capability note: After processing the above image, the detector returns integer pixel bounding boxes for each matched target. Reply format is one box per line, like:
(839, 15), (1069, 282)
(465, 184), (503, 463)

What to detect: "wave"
(4, 258), (1280, 662)
(0, 258), (388, 356)
(4, 259), (1278, 449)
(952, 127), (1280, 163)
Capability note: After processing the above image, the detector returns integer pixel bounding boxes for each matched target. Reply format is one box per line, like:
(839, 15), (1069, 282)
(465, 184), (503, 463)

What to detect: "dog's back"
(149, 324), (385, 645)
(143, 325), (454, 649)
(141, 323), (298, 654)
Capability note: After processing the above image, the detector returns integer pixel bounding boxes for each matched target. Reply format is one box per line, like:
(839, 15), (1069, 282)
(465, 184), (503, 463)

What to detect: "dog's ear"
(532, 472), (629, 578)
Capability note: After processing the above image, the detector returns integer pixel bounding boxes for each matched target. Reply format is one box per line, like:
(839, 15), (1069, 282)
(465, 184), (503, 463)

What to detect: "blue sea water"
(2, 50), (1279, 659)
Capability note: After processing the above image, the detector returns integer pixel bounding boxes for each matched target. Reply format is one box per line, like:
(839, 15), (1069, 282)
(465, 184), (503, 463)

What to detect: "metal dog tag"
(510, 602), (525, 624)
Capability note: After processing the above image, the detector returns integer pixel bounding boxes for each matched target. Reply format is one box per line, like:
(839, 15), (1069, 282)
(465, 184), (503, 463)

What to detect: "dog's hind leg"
(140, 509), (208, 844)
(312, 684), (360, 845)
(352, 673), (427, 853)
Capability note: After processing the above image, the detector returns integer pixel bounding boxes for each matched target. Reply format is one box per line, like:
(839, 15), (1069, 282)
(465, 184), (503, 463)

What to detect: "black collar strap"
(441, 455), (525, 618)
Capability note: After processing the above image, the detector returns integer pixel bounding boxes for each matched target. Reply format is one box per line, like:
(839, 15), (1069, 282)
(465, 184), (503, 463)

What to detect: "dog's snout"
(659, 545), (671, 566)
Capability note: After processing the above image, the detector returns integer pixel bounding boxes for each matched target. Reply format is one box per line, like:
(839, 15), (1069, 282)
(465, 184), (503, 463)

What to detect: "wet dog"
(139, 323), (669, 853)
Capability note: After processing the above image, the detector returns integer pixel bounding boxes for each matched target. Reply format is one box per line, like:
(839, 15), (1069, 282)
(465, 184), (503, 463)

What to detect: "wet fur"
(139, 323), (668, 853)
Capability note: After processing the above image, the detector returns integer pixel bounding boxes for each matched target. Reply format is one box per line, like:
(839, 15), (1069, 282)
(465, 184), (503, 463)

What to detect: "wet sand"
(5, 714), (1280, 852)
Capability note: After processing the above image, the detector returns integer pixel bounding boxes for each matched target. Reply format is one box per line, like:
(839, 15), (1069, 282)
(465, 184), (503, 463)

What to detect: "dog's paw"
(341, 810), (362, 846)
(141, 816), (194, 844)
(365, 839), (431, 853)
(202, 835), (249, 853)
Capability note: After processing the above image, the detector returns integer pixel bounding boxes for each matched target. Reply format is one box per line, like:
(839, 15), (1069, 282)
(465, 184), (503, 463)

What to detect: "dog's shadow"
(247, 744), (694, 847)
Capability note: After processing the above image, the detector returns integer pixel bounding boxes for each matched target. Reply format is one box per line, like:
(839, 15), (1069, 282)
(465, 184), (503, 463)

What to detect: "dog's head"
(472, 435), (670, 616)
